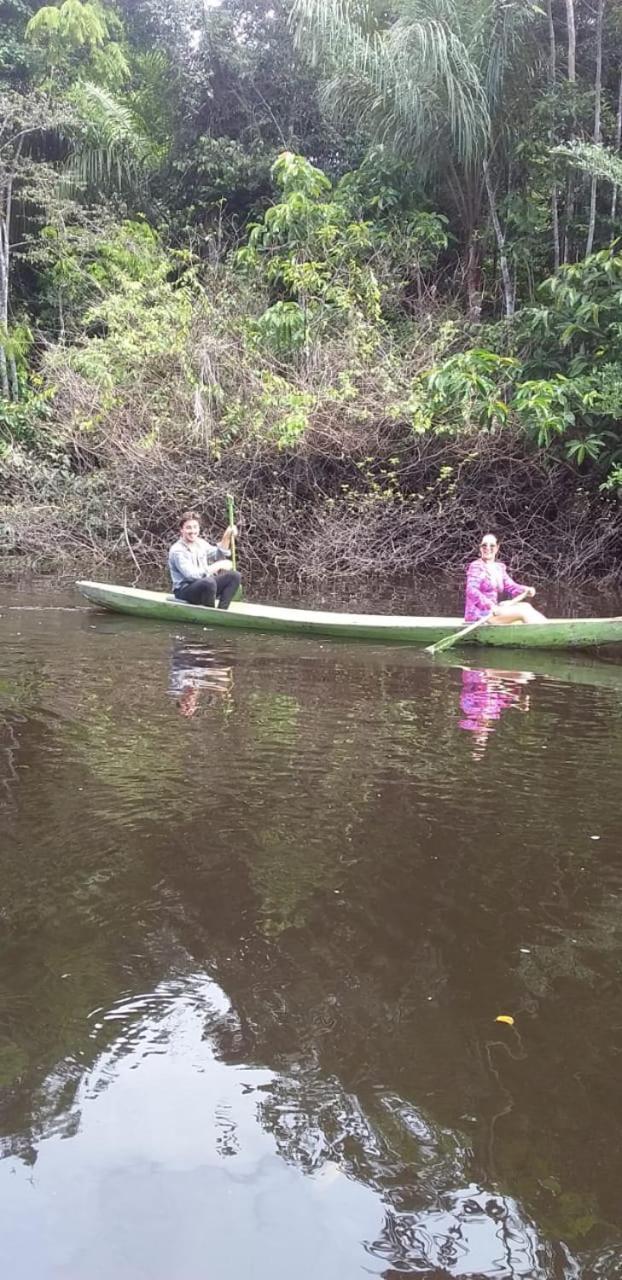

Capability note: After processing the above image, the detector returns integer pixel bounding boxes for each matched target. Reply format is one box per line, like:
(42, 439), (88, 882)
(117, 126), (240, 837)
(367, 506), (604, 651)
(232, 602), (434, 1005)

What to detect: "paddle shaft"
(425, 589), (531, 656)
(226, 495), (236, 571)
(226, 495), (243, 601)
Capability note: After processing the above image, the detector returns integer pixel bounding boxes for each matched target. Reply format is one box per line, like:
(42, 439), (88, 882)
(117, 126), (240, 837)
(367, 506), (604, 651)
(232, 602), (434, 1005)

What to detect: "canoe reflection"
(459, 666), (534, 755)
(168, 640), (233, 717)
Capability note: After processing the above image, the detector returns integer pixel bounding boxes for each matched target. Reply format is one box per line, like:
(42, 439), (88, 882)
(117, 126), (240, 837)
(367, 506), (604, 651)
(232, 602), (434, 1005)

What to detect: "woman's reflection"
(168, 640), (233, 717)
(459, 665), (534, 756)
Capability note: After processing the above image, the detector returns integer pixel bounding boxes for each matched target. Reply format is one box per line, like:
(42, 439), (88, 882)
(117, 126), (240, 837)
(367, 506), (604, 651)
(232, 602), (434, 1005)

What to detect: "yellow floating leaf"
(495, 1015), (514, 1026)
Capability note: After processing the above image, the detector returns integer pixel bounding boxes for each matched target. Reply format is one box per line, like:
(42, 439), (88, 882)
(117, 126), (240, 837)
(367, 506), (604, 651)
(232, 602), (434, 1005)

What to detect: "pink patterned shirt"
(464, 558), (526, 622)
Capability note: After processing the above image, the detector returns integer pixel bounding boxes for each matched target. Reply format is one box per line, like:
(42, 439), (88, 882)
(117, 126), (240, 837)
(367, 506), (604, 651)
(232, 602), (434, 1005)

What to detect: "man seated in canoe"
(465, 534), (546, 625)
(168, 510), (241, 609)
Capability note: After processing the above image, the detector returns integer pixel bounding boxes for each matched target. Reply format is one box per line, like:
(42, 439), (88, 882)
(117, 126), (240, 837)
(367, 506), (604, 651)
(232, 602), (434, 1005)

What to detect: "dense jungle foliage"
(1, 0), (622, 582)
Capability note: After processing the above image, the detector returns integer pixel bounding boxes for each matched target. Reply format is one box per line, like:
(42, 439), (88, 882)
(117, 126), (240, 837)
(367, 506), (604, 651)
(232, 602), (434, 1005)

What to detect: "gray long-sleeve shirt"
(168, 537), (230, 590)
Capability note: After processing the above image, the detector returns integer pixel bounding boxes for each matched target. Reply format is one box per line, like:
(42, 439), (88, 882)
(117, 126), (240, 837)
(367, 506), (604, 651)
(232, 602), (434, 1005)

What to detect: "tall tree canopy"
(3, 0), (622, 524)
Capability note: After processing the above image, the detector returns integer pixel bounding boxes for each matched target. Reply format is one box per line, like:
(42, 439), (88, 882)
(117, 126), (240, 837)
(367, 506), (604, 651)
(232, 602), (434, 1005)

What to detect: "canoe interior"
(76, 581), (622, 650)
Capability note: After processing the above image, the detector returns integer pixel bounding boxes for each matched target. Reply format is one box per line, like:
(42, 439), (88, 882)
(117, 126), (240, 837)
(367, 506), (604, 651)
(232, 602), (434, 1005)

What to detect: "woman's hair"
(179, 510), (201, 529)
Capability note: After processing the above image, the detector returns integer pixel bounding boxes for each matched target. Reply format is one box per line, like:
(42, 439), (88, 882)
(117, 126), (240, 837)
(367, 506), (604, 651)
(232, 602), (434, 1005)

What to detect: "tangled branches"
(2, 411), (621, 589)
(2, 269), (621, 589)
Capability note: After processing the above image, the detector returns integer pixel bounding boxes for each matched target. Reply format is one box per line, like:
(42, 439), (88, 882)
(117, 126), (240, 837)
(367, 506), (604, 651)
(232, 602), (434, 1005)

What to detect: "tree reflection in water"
(2, 601), (622, 1278)
(370, 1186), (558, 1277)
(0, 966), (580, 1279)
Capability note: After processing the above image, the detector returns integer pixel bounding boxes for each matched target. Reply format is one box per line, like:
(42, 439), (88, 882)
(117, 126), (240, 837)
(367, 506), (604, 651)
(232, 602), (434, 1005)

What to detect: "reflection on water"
(168, 639), (233, 717)
(1, 586), (622, 1278)
(458, 668), (534, 757)
(371, 1187), (553, 1278)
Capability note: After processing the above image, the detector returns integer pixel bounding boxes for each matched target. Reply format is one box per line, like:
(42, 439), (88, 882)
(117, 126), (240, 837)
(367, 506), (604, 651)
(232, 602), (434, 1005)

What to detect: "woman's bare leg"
(489, 602), (546, 625)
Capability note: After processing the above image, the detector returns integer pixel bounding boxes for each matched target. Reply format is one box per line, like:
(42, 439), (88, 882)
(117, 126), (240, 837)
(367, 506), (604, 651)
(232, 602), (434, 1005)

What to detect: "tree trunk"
(0, 219), (9, 332)
(562, 0), (577, 263)
(547, 0), (560, 269)
(7, 351), (18, 400)
(0, 346), (9, 400)
(552, 186), (561, 272)
(0, 207), (10, 401)
(0, 165), (18, 402)
(611, 67), (622, 220)
(465, 232), (482, 322)
(586, 0), (605, 257)
(447, 159), (483, 322)
(483, 161), (514, 319)
(565, 0), (576, 82)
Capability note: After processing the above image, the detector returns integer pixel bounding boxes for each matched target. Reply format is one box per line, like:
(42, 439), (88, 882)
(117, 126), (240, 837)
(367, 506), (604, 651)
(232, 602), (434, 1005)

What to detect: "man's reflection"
(168, 640), (233, 717)
(459, 666), (534, 756)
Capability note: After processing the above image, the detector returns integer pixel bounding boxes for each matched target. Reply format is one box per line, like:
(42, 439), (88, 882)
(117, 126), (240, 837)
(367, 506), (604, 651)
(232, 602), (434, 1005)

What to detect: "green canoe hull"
(76, 581), (622, 650)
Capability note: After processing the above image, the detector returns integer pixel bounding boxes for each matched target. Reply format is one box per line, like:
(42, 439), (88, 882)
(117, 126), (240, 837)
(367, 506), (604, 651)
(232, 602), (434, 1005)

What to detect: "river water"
(1, 579), (622, 1279)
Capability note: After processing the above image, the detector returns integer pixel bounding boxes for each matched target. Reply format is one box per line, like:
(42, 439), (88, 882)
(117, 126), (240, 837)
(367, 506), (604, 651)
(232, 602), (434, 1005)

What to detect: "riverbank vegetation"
(1, 0), (622, 583)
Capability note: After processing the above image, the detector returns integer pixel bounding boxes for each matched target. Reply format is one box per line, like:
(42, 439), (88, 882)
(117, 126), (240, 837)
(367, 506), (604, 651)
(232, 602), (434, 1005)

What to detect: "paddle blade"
(425, 621), (480, 655)
(426, 637), (456, 656)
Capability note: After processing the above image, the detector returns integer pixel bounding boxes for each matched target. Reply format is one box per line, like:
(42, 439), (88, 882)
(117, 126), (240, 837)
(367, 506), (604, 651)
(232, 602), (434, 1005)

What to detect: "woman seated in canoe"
(465, 534), (546, 625)
(168, 510), (241, 609)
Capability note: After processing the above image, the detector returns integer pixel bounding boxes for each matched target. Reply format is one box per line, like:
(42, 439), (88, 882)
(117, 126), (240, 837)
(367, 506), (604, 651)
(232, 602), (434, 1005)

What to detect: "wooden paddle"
(226, 494), (243, 600)
(425, 589), (531, 656)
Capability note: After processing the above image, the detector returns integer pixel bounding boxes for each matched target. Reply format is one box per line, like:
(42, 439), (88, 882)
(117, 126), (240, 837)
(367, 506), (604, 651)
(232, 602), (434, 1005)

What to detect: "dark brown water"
(1, 581), (622, 1279)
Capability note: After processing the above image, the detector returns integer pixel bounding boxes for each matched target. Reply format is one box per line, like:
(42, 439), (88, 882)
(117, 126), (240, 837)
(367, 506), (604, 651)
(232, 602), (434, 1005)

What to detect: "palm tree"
(292, 0), (539, 319)
(0, 79), (156, 401)
(0, 90), (66, 401)
(26, 0), (161, 193)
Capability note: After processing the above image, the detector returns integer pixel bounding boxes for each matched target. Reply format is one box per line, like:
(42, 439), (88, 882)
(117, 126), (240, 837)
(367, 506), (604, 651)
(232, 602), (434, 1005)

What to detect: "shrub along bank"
(1, 156), (622, 587)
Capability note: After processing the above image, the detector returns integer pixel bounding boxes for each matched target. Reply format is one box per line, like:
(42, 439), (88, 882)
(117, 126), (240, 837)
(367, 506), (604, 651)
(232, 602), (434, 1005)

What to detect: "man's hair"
(179, 510), (201, 529)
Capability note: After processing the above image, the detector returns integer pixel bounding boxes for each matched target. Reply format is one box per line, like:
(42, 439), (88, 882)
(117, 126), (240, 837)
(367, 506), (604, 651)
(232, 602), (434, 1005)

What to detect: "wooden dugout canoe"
(76, 581), (622, 650)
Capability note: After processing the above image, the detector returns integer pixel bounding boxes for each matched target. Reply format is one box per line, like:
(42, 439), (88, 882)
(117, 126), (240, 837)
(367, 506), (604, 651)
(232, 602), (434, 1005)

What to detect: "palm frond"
(293, 0), (489, 166)
(387, 18), (489, 162)
(129, 50), (176, 151)
(291, 0), (381, 63)
(67, 81), (157, 189)
(554, 141), (622, 189)
(473, 0), (540, 113)
(395, 0), (462, 21)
